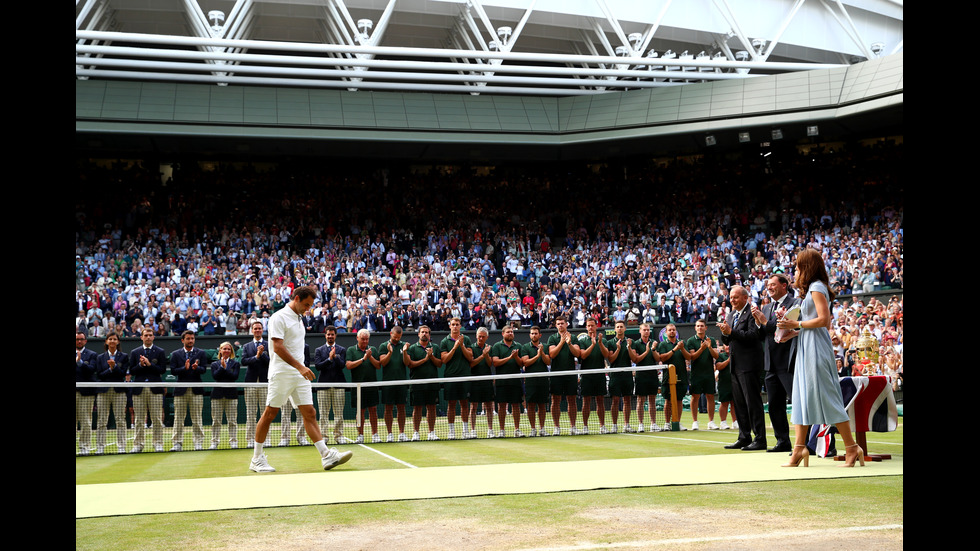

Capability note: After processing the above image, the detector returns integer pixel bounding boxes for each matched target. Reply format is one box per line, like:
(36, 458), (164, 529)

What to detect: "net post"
(355, 383), (362, 431)
(668, 364), (679, 431)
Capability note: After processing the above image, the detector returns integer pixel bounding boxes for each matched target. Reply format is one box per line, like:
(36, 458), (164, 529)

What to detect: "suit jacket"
(313, 315), (332, 334)
(371, 312), (391, 332)
(171, 347), (208, 396)
(128, 345), (167, 395)
(302, 314), (317, 333)
(241, 340), (270, 383)
(721, 306), (764, 374)
(314, 342), (347, 383)
(96, 349), (129, 393)
(759, 294), (802, 374)
(76, 348), (99, 396)
(464, 309), (480, 330)
(210, 358), (241, 400)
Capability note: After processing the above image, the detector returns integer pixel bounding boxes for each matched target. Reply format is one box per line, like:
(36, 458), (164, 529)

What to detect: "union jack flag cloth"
(808, 424), (836, 458)
(809, 376), (898, 457)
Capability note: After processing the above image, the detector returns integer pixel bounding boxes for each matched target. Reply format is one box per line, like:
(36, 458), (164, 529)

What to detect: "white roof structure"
(76, 0), (903, 96)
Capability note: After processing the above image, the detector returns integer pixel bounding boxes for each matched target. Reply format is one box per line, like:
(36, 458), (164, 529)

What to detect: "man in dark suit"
(371, 307), (390, 332)
(752, 274), (801, 453)
(314, 325), (348, 444)
(170, 330), (208, 451)
(313, 306), (332, 335)
(303, 311), (317, 334)
(76, 332), (99, 455)
(128, 327), (168, 452)
(718, 286), (766, 451)
(656, 301), (672, 325)
(241, 321), (271, 448)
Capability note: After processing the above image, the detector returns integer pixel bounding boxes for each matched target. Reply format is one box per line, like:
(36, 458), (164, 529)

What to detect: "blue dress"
(790, 281), (849, 426)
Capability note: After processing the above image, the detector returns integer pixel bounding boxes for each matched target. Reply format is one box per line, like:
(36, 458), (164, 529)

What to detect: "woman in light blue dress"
(777, 249), (864, 468)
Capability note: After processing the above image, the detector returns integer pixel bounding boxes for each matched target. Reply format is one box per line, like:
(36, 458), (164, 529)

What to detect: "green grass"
(77, 419), (903, 550)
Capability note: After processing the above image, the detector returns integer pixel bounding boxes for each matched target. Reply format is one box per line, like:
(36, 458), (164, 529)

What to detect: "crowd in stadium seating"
(75, 140), (902, 384)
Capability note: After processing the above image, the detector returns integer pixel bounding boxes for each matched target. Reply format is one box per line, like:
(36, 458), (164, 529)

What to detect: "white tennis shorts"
(266, 370), (314, 409)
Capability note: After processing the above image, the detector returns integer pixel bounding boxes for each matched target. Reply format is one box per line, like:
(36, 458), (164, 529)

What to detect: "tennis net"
(75, 364), (678, 455)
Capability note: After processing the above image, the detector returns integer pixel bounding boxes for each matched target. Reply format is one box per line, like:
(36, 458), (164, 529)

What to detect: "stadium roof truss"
(75, 0), (904, 97)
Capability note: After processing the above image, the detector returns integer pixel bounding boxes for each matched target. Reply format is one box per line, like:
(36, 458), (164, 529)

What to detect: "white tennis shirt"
(267, 305), (305, 377)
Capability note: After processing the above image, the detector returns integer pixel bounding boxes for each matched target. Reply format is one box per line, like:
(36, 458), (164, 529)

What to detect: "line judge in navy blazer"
(210, 341), (241, 449)
(241, 320), (271, 447)
(170, 330), (209, 450)
(314, 325), (348, 443)
(95, 331), (129, 454)
(127, 327), (167, 452)
(76, 331), (99, 455)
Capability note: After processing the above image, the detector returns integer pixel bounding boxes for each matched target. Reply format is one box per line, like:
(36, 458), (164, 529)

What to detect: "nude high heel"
(843, 444), (865, 467)
(782, 444), (809, 467)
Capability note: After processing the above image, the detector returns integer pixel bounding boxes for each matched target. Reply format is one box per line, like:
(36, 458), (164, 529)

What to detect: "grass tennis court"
(76, 420), (903, 550)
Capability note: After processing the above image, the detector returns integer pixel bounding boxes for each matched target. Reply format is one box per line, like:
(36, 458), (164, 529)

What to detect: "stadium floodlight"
(807, 125), (819, 137)
(662, 50), (679, 80)
(697, 51), (713, 74)
(710, 52), (726, 74)
(735, 51), (750, 74)
(357, 19), (373, 42)
(771, 128), (783, 140)
(628, 33), (643, 50)
(705, 135), (717, 146)
(497, 26), (512, 46)
(738, 132), (751, 143)
(644, 49), (661, 79)
(615, 46), (630, 72)
(208, 10), (225, 34)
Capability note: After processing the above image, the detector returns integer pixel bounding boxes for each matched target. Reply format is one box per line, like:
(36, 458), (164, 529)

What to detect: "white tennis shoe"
(322, 448), (353, 470)
(249, 454), (276, 473)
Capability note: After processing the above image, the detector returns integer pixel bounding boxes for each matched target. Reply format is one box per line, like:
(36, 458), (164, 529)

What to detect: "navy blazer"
(96, 349), (129, 393)
(75, 348), (99, 396)
(759, 295), (802, 374)
(170, 347), (209, 396)
(241, 340), (270, 383)
(722, 307), (764, 374)
(128, 345), (167, 395)
(210, 358), (241, 400)
(314, 342), (347, 383)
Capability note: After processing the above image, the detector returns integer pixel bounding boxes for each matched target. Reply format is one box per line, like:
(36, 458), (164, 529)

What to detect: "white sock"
(253, 442), (264, 459)
(314, 439), (328, 456)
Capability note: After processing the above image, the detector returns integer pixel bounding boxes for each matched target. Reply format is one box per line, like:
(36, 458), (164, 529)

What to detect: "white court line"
(356, 443), (418, 468)
(622, 432), (733, 446)
(517, 524), (904, 550)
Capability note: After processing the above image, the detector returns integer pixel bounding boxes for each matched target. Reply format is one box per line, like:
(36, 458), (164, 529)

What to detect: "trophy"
(854, 327), (881, 376)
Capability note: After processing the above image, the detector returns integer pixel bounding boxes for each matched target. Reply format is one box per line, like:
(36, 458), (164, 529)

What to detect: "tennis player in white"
(250, 286), (353, 472)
